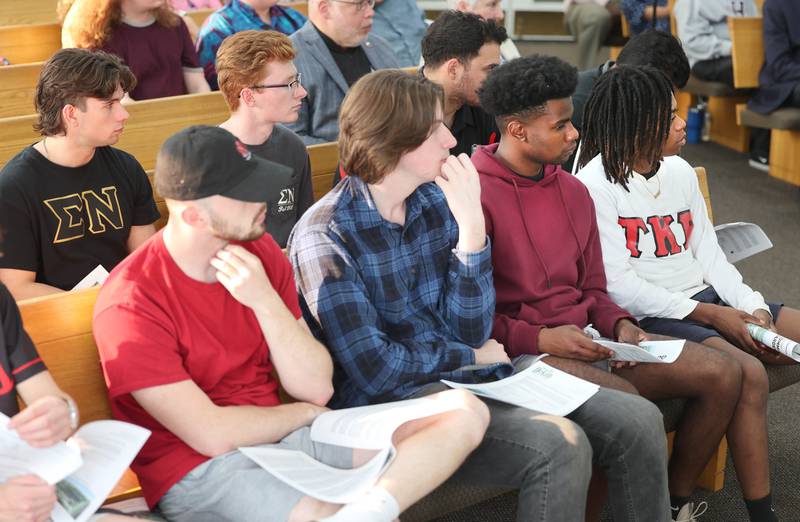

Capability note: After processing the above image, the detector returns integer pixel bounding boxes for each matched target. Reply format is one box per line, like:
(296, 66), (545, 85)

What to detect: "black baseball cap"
(155, 125), (291, 202)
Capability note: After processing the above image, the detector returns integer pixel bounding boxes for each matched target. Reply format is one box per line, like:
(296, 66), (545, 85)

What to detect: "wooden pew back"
(728, 16), (764, 90)
(0, 0), (58, 26)
(0, 62), (44, 118)
(695, 166), (712, 223)
(18, 287), (111, 423)
(0, 91), (230, 170)
(308, 142), (339, 202)
(0, 23), (60, 65)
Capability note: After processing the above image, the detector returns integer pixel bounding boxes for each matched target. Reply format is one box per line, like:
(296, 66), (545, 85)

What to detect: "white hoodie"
(576, 154), (768, 320)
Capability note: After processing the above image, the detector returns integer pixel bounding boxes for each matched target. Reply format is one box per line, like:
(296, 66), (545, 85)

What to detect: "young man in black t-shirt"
(0, 49), (159, 301)
(216, 30), (314, 248)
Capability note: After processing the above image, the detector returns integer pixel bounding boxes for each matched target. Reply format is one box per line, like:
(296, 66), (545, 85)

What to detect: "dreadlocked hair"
(577, 65), (674, 191)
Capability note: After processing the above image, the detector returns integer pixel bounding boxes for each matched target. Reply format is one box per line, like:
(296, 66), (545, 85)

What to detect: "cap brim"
(222, 155), (293, 203)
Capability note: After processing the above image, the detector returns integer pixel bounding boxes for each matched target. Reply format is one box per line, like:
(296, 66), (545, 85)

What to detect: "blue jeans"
(416, 356), (670, 522)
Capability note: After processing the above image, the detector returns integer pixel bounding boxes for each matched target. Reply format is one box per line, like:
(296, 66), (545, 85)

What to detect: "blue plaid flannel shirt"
(289, 176), (510, 408)
(196, 0), (307, 88)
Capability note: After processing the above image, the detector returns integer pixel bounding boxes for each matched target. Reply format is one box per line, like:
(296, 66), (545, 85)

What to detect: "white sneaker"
(749, 157), (770, 173)
(672, 501), (708, 521)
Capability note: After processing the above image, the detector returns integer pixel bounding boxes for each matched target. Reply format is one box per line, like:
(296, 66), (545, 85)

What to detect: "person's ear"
(240, 88), (257, 107)
(181, 204), (208, 229)
(61, 104), (79, 131)
(446, 58), (464, 81)
(317, 0), (332, 18)
(507, 119), (527, 142)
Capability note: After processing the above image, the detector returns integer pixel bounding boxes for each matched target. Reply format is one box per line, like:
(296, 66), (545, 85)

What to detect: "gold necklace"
(42, 136), (50, 159)
(641, 172), (661, 199)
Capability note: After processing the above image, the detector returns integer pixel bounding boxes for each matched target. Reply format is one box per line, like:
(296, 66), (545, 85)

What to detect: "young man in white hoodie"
(577, 64), (800, 522)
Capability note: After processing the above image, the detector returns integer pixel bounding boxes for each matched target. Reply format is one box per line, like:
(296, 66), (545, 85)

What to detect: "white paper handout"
(0, 415), (150, 522)
(596, 339), (685, 364)
(240, 446), (393, 504)
(71, 265), (110, 291)
(441, 360), (599, 416)
(714, 222), (772, 264)
(240, 397), (460, 504)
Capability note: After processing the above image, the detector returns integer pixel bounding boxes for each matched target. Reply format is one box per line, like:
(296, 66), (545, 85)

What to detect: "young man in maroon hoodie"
(473, 55), (749, 521)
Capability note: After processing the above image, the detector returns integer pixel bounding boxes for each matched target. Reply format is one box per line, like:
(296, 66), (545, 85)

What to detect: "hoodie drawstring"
(556, 176), (588, 288)
(511, 177), (552, 289)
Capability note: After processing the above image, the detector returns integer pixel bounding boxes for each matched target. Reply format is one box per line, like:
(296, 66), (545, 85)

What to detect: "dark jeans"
(692, 57), (735, 87)
(750, 84), (800, 160)
(415, 356), (670, 522)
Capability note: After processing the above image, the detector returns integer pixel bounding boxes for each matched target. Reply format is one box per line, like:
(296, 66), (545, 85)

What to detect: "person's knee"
(696, 344), (744, 399)
(443, 390), (490, 449)
(618, 394), (666, 446)
(538, 417), (594, 475)
(739, 356), (769, 403)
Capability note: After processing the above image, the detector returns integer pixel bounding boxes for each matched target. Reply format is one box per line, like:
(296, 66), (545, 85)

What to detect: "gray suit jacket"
(288, 22), (400, 145)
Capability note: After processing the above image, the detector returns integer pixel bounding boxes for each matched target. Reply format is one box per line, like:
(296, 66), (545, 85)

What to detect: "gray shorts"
(157, 427), (353, 522)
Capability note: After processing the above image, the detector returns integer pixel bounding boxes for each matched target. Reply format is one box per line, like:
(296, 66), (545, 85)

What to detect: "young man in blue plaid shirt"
(290, 69), (672, 521)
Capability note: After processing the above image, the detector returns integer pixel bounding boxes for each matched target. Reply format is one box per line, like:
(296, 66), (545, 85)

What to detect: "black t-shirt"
(0, 283), (46, 416)
(450, 104), (500, 157)
(247, 125), (314, 248)
(0, 146), (160, 290)
(315, 25), (373, 87)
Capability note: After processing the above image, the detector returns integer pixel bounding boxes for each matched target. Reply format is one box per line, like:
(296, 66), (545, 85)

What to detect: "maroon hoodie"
(473, 143), (634, 357)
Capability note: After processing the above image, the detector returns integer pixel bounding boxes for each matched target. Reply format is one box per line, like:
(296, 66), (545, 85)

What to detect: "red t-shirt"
(93, 231), (299, 508)
(101, 19), (201, 101)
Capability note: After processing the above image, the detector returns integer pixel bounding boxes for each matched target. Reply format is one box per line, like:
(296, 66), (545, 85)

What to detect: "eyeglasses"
(248, 73), (303, 95)
(331, 0), (375, 11)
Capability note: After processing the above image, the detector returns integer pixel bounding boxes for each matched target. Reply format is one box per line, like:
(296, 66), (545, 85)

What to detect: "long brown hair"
(338, 70), (444, 184)
(66, 0), (179, 49)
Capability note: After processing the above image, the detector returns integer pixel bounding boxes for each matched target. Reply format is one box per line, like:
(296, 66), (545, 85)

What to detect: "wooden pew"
(283, 1), (309, 17)
(184, 7), (214, 28)
(18, 287), (143, 503)
(0, 62), (44, 118)
(730, 16), (800, 186)
(308, 142), (339, 202)
(0, 91), (230, 170)
(0, 0), (58, 26)
(0, 23), (60, 65)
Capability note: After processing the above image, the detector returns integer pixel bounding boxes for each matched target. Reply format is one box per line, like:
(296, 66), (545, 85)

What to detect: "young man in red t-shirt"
(93, 125), (489, 522)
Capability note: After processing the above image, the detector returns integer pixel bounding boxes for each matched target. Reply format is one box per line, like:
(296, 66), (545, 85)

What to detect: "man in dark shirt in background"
(421, 11), (506, 157)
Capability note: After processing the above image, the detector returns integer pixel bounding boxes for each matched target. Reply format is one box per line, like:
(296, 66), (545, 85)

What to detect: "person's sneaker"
(672, 501), (708, 521)
(749, 156), (770, 173)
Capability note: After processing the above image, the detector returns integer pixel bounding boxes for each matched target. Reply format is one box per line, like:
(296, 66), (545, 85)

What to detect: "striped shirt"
(289, 175), (509, 408)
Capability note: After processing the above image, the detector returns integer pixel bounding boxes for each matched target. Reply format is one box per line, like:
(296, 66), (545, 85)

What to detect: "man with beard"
(93, 125), (489, 522)
(421, 10), (506, 156)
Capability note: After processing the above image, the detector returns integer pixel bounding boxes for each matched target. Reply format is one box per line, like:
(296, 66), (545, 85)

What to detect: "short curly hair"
(422, 10), (507, 68)
(478, 55), (577, 127)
